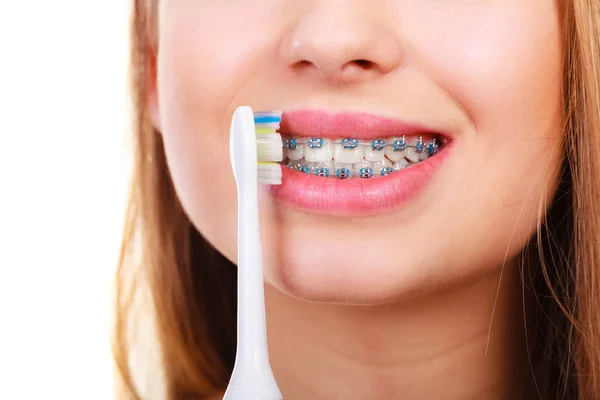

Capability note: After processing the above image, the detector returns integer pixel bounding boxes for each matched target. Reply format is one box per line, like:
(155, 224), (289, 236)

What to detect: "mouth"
(267, 110), (453, 216)
(282, 135), (443, 178)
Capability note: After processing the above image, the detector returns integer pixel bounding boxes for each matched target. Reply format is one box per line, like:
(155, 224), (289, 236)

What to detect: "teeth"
(287, 143), (304, 160)
(423, 138), (438, 160)
(414, 137), (426, 154)
(374, 158), (393, 176)
(282, 135), (441, 178)
(288, 158), (308, 173)
(314, 160), (334, 177)
(286, 159), (302, 170)
(341, 138), (360, 149)
(354, 160), (375, 179)
(386, 149), (407, 163)
(306, 162), (318, 174)
(428, 139), (439, 156)
(364, 140), (386, 162)
(393, 159), (410, 171)
(304, 138), (333, 162)
(370, 139), (387, 152)
(384, 136), (407, 162)
(298, 159), (311, 174)
(412, 136), (427, 162)
(405, 147), (421, 163)
(405, 149), (420, 163)
(334, 141), (364, 163)
(334, 162), (353, 179)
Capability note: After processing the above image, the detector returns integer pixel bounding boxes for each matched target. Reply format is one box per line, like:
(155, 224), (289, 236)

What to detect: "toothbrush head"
(230, 107), (283, 186)
(255, 111), (284, 185)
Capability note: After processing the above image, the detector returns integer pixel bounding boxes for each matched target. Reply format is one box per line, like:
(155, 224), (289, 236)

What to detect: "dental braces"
(284, 158), (409, 179)
(283, 135), (439, 156)
(281, 135), (443, 179)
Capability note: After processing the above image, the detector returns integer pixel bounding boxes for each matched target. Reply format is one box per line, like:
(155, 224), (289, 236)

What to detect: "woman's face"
(152, 0), (563, 303)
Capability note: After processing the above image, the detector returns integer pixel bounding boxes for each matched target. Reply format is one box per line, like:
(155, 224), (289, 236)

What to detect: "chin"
(262, 249), (438, 305)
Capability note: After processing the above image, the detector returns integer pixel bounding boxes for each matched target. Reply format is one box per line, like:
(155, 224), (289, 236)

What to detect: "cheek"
(409, 2), (563, 136)
(160, 114), (238, 261)
(154, 2), (294, 262)
(154, 10), (245, 259)
(407, 1), (564, 228)
(410, 1), (564, 286)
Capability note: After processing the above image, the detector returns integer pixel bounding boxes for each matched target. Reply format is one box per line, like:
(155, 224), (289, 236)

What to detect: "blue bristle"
(254, 115), (282, 124)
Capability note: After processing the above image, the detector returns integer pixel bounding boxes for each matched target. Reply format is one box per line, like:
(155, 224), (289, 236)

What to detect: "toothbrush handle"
(224, 182), (282, 400)
(236, 182), (269, 374)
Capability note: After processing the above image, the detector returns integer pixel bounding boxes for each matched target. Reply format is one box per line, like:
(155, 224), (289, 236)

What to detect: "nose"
(281, 1), (404, 85)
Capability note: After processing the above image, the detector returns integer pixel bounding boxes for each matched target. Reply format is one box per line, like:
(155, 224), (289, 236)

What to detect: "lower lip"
(266, 145), (452, 216)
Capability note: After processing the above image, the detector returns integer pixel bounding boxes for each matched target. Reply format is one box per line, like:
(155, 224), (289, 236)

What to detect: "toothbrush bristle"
(256, 134), (283, 162)
(257, 162), (282, 185)
(255, 111), (283, 185)
(254, 111), (282, 124)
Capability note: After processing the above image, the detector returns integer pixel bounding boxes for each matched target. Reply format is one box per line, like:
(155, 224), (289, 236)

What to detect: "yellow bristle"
(255, 127), (277, 134)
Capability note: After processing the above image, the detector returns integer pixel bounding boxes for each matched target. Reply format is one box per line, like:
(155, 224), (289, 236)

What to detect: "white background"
(0, 1), (131, 398)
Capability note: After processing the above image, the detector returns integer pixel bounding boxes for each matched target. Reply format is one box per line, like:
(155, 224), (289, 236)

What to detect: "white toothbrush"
(223, 106), (284, 400)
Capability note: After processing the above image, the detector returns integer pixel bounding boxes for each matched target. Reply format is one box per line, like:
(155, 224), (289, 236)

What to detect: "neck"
(265, 265), (531, 400)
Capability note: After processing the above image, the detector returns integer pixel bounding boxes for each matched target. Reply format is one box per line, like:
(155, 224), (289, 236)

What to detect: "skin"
(150, 0), (563, 398)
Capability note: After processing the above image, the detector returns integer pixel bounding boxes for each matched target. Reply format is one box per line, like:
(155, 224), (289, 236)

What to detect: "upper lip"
(279, 110), (449, 141)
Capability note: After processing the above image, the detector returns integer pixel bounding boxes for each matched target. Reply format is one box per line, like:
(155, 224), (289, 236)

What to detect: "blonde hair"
(112, 0), (600, 398)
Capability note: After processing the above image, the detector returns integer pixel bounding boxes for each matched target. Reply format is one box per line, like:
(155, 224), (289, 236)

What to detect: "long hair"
(112, 0), (600, 398)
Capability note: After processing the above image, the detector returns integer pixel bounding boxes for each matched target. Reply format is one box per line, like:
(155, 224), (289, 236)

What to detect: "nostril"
(353, 59), (373, 68)
(296, 60), (312, 68)
(290, 57), (319, 71)
(290, 58), (377, 77)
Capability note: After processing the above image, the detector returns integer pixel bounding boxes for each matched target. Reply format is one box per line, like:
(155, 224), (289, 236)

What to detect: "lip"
(279, 109), (448, 141)
(266, 110), (454, 216)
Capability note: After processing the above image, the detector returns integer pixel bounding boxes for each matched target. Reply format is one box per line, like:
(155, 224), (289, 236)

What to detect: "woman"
(113, 0), (600, 398)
